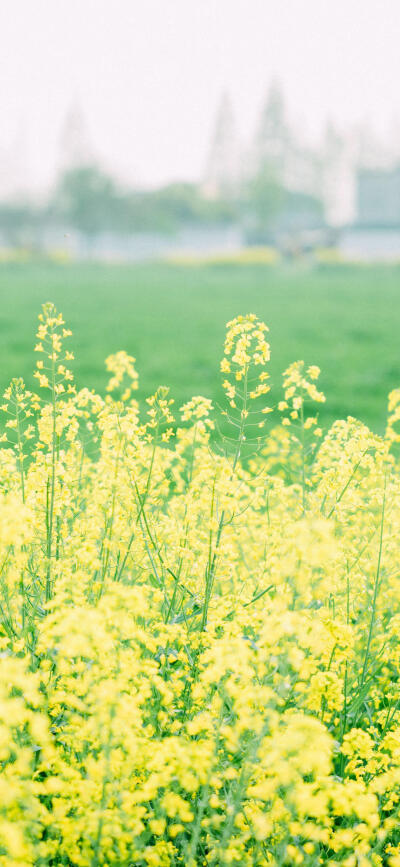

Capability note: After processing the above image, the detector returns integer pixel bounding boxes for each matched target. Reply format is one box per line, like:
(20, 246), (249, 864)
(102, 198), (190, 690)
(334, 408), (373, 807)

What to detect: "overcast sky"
(0, 0), (399, 191)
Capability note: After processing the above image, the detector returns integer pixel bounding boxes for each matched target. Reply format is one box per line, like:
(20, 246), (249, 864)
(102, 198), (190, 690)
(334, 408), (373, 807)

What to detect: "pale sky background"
(0, 0), (400, 193)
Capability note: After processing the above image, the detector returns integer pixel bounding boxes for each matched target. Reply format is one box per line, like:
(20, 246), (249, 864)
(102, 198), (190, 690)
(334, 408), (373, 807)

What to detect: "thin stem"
(45, 346), (57, 603)
(300, 397), (306, 513)
(15, 403), (25, 503)
(359, 475), (387, 695)
(200, 367), (250, 631)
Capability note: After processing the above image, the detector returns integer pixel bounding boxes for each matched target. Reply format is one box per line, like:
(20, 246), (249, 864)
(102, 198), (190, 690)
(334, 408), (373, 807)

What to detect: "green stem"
(15, 403), (25, 503)
(45, 348), (57, 603)
(300, 397), (306, 513)
(200, 368), (250, 631)
(359, 475), (387, 696)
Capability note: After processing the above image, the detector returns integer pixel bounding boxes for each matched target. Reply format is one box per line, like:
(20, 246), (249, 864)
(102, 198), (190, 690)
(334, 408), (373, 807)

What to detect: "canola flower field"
(2, 303), (400, 866)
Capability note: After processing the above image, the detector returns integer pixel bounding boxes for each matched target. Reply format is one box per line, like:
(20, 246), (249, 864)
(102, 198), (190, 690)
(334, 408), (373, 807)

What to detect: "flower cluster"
(105, 349), (139, 402)
(221, 314), (271, 416)
(0, 306), (400, 865)
(180, 395), (214, 435)
(279, 360), (325, 426)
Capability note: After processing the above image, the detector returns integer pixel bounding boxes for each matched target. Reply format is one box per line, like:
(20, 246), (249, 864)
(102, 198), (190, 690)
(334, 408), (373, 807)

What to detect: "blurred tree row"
(0, 161), (324, 247)
(51, 167), (236, 237)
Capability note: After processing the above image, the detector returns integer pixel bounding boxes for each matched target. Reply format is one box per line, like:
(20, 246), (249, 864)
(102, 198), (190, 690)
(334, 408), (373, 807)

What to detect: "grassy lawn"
(0, 260), (399, 433)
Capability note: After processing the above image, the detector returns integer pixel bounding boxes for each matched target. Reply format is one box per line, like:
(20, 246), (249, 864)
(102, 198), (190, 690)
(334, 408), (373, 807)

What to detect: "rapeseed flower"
(0, 305), (398, 864)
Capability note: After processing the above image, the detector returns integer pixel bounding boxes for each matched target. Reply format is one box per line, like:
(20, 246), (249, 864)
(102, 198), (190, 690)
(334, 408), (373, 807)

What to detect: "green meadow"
(0, 260), (399, 433)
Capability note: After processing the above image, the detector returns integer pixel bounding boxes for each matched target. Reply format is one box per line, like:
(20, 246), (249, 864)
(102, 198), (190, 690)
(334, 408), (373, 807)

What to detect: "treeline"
(0, 162), (324, 247)
(0, 166), (234, 246)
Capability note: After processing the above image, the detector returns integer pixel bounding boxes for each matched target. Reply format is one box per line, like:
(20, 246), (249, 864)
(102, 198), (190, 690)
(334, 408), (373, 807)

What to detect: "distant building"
(357, 166), (400, 227)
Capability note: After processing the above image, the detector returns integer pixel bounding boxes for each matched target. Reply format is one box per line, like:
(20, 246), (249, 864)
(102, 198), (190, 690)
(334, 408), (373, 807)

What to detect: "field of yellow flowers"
(2, 303), (400, 866)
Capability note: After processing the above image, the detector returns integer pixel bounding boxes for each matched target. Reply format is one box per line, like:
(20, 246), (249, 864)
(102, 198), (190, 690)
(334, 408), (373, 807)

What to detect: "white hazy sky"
(1, 0), (400, 191)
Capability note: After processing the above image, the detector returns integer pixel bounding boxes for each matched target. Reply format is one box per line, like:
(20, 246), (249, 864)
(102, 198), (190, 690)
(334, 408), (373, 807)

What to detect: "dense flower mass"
(1, 304), (400, 865)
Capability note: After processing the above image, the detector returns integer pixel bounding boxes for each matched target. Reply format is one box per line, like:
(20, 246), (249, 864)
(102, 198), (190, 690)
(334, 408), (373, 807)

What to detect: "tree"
(51, 169), (237, 238)
(253, 80), (290, 183)
(203, 92), (240, 199)
(0, 203), (39, 247)
(242, 160), (284, 243)
(52, 166), (123, 238)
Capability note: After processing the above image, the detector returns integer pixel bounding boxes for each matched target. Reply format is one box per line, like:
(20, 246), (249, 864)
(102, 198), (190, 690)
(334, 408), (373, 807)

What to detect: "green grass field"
(0, 260), (399, 433)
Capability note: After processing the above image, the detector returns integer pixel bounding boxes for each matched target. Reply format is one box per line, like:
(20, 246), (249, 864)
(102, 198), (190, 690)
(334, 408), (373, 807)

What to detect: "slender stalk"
(99, 446), (120, 587)
(200, 368), (250, 631)
(299, 397), (306, 513)
(45, 348), (57, 603)
(136, 421), (159, 524)
(339, 566), (351, 775)
(359, 475), (387, 695)
(91, 706), (115, 867)
(326, 449), (371, 519)
(15, 402), (25, 503)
